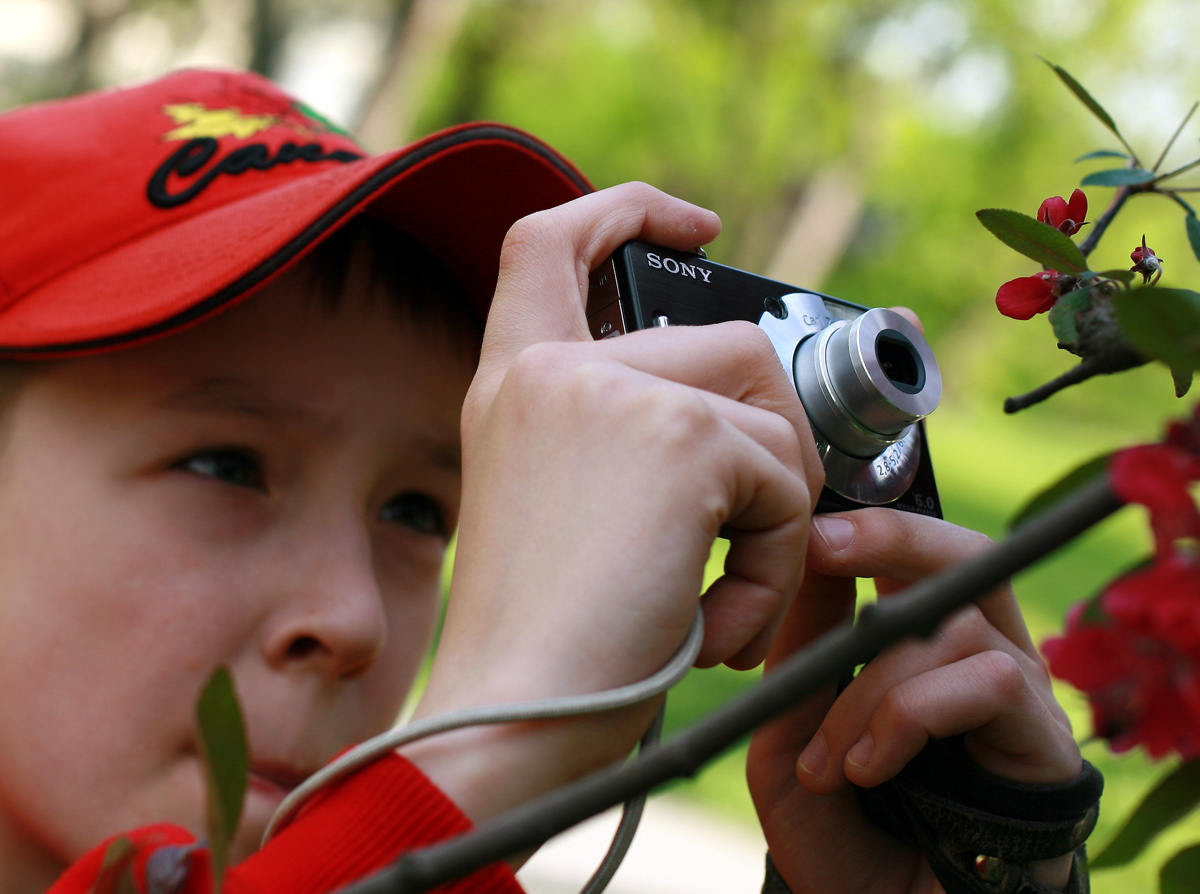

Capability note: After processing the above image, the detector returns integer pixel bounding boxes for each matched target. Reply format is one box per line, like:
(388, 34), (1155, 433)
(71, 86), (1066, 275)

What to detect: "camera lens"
(794, 308), (940, 459)
(875, 330), (924, 393)
(755, 293), (941, 505)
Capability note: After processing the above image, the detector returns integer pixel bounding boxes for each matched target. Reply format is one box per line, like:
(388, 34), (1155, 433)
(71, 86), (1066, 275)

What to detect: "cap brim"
(0, 123), (590, 356)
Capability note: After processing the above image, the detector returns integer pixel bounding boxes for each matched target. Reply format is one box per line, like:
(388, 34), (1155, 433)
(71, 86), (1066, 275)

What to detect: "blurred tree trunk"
(354, 0), (472, 149)
(435, 0), (529, 126)
(766, 165), (864, 290)
(62, 0), (126, 95)
(249, 0), (282, 76)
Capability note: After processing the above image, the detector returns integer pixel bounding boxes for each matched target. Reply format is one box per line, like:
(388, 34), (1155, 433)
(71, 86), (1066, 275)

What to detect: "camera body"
(586, 241), (942, 518)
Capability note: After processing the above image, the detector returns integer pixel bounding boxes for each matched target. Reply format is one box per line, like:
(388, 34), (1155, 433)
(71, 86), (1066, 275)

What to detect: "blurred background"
(4, 0), (1200, 890)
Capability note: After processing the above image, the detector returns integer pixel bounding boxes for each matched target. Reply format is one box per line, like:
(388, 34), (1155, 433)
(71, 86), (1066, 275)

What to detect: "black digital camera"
(586, 241), (942, 518)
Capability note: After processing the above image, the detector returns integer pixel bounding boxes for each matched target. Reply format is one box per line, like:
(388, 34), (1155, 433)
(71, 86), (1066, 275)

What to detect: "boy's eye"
(380, 492), (447, 537)
(176, 449), (264, 490)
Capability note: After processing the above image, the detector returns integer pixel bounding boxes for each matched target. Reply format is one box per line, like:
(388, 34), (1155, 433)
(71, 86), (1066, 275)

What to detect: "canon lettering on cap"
(0, 68), (591, 356)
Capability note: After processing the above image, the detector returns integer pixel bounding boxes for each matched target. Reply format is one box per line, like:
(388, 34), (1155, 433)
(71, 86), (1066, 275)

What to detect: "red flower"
(995, 270), (1065, 319)
(1130, 234), (1164, 285)
(1110, 443), (1200, 554)
(1110, 406), (1200, 553)
(1037, 189), (1089, 236)
(1044, 557), (1200, 759)
(1045, 406), (1200, 760)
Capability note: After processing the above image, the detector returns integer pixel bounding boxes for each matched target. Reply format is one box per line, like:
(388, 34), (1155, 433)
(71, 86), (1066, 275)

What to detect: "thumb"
(764, 567), (857, 673)
(752, 565), (857, 758)
(474, 182), (721, 392)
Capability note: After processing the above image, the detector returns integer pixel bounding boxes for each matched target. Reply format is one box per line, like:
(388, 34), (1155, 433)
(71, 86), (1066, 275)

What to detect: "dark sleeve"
(48, 752), (525, 894)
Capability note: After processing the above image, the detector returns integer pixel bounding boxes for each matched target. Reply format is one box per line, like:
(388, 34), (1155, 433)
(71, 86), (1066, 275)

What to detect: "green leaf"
(1075, 149), (1131, 162)
(1186, 214), (1200, 264)
(1093, 761), (1200, 869)
(1175, 195), (1199, 217)
(1077, 596), (1109, 626)
(1114, 287), (1200, 370)
(94, 837), (139, 894)
(1173, 364), (1194, 397)
(1161, 844), (1200, 893)
(1048, 288), (1092, 347)
(976, 208), (1087, 274)
(1080, 168), (1156, 187)
(1092, 269), (1137, 286)
(196, 666), (249, 892)
(1008, 452), (1111, 530)
(1042, 59), (1127, 147)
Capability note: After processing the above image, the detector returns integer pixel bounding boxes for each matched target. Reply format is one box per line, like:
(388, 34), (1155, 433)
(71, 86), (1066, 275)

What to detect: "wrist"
(401, 699), (661, 826)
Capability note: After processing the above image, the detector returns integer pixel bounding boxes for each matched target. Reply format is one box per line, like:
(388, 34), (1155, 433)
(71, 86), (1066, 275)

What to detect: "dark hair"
(303, 213), (483, 354)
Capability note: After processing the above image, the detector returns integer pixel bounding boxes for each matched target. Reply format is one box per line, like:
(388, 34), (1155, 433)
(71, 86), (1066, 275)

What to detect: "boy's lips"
(248, 763), (312, 795)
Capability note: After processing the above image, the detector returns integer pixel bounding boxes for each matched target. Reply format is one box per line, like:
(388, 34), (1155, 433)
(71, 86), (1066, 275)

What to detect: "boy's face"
(0, 262), (474, 872)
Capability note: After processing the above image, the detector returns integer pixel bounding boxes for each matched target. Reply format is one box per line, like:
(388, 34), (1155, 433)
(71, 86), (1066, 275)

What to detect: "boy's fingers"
(765, 569), (858, 669)
(808, 509), (1039, 663)
(820, 653), (1082, 791)
(479, 182), (721, 376)
(593, 323), (824, 481)
(748, 570), (857, 764)
(888, 305), (923, 334)
(814, 601), (1064, 750)
(692, 423), (815, 668)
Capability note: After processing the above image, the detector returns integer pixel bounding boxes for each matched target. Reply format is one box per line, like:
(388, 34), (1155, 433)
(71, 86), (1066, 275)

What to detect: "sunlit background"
(5, 1), (1200, 890)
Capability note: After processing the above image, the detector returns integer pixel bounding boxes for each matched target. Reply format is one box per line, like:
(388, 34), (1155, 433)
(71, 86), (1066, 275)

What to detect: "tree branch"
(1004, 353), (1146, 413)
(1078, 186), (1131, 258)
(339, 479), (1124, 894)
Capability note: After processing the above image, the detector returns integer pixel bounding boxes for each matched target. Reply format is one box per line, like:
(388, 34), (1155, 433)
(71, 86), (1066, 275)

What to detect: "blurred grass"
(658, 389), (1200, 891)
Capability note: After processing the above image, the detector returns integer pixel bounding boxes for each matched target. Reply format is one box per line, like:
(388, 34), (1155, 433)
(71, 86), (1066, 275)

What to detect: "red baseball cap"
(0, 68), (592, 357)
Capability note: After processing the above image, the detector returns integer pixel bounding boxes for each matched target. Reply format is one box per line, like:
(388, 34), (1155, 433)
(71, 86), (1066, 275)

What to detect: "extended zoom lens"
(793, 309), (941, 460)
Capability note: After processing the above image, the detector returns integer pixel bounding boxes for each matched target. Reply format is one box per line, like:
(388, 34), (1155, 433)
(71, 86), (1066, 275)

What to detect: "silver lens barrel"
(794, 309), (940, 459)
(756, 294), (941, 505)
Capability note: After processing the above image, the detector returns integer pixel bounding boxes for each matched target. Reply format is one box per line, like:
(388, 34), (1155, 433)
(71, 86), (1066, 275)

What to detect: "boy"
(0, 70), (1091, 893)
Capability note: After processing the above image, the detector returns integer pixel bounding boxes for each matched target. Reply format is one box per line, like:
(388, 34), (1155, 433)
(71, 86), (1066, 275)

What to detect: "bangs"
(304, 214), (483, 354)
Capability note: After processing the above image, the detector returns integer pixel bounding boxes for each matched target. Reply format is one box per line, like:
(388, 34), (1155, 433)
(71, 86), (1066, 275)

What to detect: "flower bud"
(1130, 234), (1164, 285)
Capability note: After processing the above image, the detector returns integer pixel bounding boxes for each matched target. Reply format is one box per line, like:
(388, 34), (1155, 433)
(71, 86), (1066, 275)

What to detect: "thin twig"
(1154, 154), (1200, 184)
(339, 480), (1124, 894)
(1153, 102), (1199, 172)
(1004, 351), (1147, 413)
(1162, 191), (1198, 216)
(1078, 186), (1131, 258)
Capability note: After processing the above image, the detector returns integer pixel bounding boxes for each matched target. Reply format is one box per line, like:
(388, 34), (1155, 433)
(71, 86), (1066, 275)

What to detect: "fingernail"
(798, 732), (828, 779)
(847, 732), (873, 770)
(813, 516), (855, 552)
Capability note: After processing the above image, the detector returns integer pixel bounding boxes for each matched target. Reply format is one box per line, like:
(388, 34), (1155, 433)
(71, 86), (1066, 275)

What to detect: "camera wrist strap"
(264, 611), (706, 894)
(853, 734), (1102, 894)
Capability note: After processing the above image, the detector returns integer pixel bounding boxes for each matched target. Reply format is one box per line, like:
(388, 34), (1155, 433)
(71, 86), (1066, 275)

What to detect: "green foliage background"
(405, 2), (1200, 890)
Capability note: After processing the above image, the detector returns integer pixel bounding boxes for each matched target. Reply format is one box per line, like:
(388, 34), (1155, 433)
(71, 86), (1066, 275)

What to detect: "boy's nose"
(261, 528), (388, 679)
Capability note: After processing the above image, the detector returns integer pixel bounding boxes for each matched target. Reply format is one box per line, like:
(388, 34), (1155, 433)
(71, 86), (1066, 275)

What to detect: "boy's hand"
(407, 183), (825, 823)
(747, 508), (1083, 893)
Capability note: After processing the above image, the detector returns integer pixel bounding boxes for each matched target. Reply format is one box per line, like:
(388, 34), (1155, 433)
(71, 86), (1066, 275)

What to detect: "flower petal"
(1037, 195), (1068, 227)
(995, 273), (1057, 319)
(1067, 188), (1088, 224)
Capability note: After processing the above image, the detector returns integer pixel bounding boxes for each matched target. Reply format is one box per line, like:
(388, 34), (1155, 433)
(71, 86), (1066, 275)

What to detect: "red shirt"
(48, 753), (524, 894)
